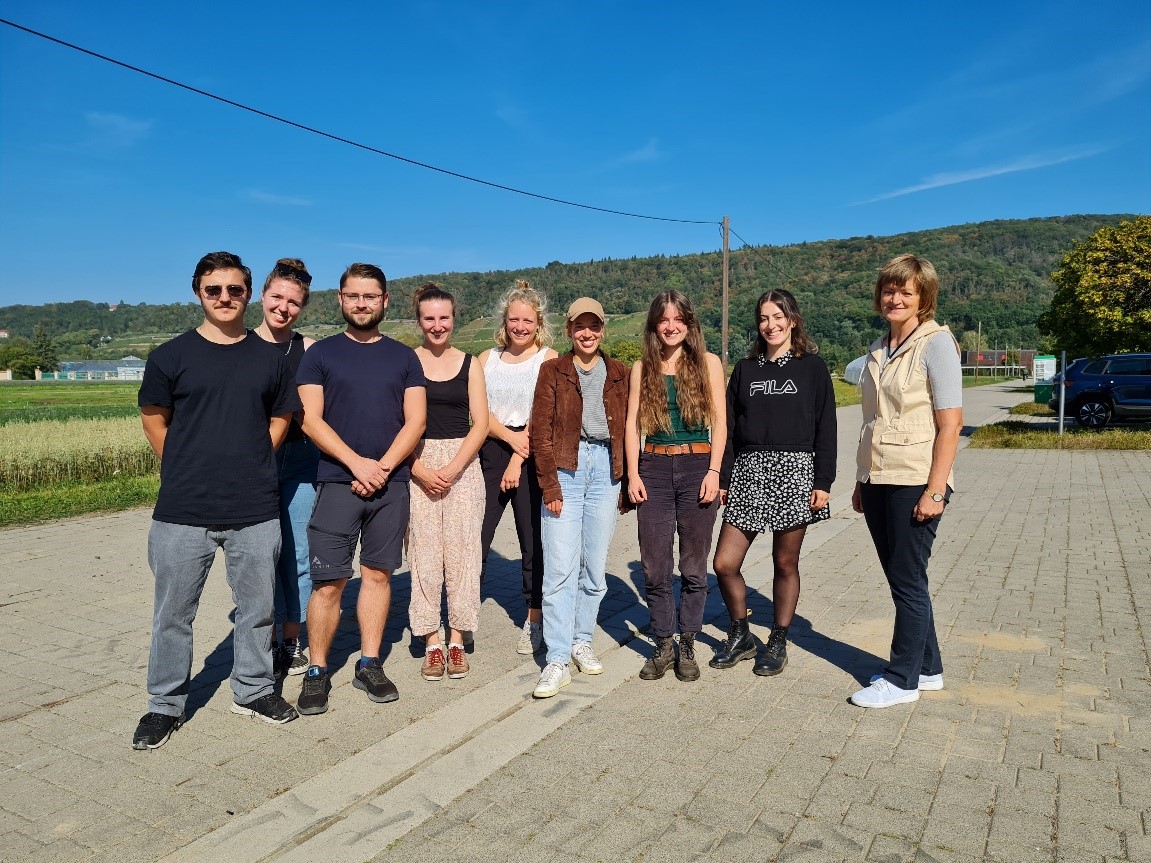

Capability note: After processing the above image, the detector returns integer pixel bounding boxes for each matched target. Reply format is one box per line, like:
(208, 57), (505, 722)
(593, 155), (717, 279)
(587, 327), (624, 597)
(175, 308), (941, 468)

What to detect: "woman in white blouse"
(477, 280), (558, 654)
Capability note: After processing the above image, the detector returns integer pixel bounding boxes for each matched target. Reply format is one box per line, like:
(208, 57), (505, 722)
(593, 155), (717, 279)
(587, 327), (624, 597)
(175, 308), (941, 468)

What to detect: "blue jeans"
(146, 518), (280, 715)
(273, 439), (319, 625)
(541, 441), (620, 665)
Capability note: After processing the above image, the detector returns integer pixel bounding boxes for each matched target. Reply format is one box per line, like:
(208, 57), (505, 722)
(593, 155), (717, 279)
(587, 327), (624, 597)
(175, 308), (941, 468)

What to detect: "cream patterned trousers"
(406, 437), (484, 636)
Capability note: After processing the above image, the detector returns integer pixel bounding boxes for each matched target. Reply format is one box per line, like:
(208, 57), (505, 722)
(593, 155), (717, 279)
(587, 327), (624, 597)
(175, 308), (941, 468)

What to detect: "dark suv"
(1048, 353), (1151, 428)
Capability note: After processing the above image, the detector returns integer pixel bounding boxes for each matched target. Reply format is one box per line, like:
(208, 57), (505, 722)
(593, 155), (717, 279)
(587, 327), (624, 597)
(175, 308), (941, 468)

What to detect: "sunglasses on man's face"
(200, 284), (248, 299)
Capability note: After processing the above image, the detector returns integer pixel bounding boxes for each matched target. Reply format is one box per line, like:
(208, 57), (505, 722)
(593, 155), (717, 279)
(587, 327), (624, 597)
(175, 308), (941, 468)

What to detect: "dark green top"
(647, 375), (710, 445)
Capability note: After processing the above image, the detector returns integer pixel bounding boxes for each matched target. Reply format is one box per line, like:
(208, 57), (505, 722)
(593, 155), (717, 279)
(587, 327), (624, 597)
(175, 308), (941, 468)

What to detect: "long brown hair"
(638, 291), (714, 435)
(749, 289), (817, 360)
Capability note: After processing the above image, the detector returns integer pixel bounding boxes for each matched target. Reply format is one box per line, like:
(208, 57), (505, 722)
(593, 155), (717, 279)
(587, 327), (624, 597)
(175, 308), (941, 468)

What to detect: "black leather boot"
(753, 626), (788, 676)
(709, 618), (757, 669)
(675, 633), (701, 681)
(640, 636), (676, 680)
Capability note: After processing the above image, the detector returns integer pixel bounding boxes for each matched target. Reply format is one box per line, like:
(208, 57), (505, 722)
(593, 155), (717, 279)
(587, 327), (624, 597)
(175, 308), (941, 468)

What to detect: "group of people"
(131, 249), (962, 750)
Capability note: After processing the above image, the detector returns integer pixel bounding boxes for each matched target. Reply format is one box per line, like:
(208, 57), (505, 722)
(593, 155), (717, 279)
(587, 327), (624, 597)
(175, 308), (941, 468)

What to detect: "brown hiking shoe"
(639, 636), (676, 680)
(675, 633), (701, 681)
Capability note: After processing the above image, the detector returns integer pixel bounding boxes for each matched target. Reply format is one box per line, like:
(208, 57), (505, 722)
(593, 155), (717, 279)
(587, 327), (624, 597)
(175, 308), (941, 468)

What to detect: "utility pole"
(976, 320), (982, 379)
(721, 215), (730, 368)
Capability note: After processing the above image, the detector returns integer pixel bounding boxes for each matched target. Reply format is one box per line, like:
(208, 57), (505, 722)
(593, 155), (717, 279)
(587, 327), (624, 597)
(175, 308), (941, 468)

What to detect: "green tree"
(1038, 216), (1151, 356)
(605, 337), (643, 366)
(0, 339), (39, 379)
(31, 325), (60, 372)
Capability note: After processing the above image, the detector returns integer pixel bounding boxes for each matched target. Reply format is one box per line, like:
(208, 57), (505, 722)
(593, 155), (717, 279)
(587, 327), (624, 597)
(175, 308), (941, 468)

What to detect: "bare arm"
(268, 415), (292, 451)
(299, 383), (390, 492)
(700, 353), (726, 504)
(914, 406), (963, 521)
(624, 361), (647, 504)
(140, 406), (172, 460)
(382, 386), (427, 473)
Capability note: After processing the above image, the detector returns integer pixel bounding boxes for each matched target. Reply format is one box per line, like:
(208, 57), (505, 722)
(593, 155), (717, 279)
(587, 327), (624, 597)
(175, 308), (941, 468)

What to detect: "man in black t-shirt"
(131, 252), (302, 750)
(293, 263), (426, 716)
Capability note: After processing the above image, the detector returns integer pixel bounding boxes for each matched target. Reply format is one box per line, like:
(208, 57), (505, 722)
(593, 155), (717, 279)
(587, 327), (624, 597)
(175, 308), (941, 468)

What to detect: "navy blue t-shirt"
(296, 333), (426, 483)
(138, 330), (302, 526)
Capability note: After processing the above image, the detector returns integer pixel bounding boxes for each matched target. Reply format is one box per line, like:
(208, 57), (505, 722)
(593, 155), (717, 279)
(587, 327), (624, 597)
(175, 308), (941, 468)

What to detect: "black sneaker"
(353, 658), (399, 703)
(272, 641), (286, 680)
(280, 638), (309, 676)
(297, 666), (331, 715)
(131, 712), (183, 750)
(230, 692), (298, 724)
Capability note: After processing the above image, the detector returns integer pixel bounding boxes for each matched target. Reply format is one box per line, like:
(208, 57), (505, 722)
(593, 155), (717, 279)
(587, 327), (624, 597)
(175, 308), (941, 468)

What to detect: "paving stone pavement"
(1, 382), (1148, 863)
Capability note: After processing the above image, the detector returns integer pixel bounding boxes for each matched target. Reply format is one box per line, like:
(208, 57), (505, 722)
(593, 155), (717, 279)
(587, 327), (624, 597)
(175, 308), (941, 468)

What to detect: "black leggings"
(478, 437), (544, 611)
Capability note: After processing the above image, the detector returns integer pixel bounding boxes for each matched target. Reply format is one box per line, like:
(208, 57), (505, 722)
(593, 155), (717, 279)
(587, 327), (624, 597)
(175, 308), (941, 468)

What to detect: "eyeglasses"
(273, 263), (312, 285)
(201, 285), (248, 299)
(340, 291), (385, 305)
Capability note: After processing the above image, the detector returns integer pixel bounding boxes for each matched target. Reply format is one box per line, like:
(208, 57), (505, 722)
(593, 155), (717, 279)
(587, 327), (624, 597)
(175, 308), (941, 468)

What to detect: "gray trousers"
(146, 519), (279, 715)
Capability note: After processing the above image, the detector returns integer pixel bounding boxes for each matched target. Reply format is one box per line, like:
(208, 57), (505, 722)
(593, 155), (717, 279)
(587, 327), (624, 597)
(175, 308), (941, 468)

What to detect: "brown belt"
(643, 442), (711, 456)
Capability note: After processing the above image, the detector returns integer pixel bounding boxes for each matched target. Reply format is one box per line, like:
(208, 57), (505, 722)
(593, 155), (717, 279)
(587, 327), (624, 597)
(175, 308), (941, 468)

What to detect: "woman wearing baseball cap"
(529, 297), (630, 698)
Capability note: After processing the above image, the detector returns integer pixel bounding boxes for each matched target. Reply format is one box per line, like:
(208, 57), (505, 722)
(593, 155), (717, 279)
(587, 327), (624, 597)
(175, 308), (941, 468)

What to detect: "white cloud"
(83, 112), (152, 149)
(247, 190), (313, 207)
(614, 138), (662, 166)
(856, 148), (1107, 204)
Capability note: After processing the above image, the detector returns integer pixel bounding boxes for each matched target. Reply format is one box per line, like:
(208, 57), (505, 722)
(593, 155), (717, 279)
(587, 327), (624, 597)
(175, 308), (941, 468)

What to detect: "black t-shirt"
(138, 330), (302, 526)
(296, 333), (426, 483)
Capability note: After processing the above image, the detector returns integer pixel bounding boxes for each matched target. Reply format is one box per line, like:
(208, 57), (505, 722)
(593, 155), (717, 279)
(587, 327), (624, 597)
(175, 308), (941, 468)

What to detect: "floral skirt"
(723, 450), (830, 534)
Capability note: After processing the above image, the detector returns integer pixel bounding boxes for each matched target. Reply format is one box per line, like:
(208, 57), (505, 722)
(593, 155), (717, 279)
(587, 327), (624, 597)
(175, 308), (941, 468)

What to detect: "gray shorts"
(307, 481), (409, 580)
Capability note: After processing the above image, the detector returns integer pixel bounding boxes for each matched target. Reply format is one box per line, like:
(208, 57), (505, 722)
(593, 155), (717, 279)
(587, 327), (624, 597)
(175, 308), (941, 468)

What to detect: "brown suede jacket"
(530, 351), (630, 505)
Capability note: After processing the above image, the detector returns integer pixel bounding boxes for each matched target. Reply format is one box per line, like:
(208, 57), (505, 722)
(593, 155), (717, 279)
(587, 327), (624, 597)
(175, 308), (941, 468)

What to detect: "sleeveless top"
(483, 347), (549, 428)
(646, 375), (710, 445)
(269, 332), (307, 442)
(425, 353), (473, 440)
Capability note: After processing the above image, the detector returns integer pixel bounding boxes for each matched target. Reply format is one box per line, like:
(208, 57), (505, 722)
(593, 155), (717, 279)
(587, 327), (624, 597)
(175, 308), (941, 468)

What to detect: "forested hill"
(1, 214), (1134, 369)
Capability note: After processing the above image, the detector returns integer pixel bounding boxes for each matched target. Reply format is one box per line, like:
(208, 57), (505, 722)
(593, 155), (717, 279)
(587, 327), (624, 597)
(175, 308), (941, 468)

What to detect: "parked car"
(1048, 353), (1151, 429)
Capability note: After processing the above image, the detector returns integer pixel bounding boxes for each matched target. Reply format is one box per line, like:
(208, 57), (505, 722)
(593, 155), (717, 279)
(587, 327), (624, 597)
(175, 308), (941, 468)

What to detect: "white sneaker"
(870, 672), (944, 692)
(571, 641), (603, 675)
(517, 620), (543, 655)
(533, 662), (571, 698)
(851, 678), (920, 708)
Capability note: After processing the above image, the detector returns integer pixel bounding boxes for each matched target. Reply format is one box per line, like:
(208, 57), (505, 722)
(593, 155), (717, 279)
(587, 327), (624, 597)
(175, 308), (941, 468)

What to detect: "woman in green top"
(625, 291), (726, 682)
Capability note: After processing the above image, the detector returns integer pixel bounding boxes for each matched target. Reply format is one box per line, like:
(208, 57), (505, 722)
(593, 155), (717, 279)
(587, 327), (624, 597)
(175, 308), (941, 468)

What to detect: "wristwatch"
(926, 491), (945, 503)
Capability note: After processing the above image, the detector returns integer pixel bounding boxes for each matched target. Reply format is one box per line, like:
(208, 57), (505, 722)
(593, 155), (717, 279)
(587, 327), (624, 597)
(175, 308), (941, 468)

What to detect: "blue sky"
(1, 1), (1148, 307)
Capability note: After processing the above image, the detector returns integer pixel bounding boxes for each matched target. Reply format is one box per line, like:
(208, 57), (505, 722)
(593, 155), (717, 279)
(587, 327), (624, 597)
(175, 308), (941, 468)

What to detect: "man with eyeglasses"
(293, 262), (427, 715)
(132, 251), (302, 750)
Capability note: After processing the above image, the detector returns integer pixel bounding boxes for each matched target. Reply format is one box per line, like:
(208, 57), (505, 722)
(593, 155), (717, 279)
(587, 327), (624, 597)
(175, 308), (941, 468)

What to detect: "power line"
(0, 17), (719, 227)
(728, 225), (790, 279)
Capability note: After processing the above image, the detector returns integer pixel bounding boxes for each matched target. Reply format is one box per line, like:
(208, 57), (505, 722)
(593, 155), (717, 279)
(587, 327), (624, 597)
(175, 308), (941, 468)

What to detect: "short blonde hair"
(494, 279), (553, 348)
(874, 254), (939, 322)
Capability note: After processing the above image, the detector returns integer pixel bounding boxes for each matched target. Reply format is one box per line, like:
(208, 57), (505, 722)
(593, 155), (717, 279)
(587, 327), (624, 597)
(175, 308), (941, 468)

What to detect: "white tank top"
(484, 348), (550, 427)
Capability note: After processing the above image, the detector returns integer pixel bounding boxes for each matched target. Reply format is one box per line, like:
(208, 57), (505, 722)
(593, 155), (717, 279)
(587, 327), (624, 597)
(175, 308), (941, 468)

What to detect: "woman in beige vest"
(850, 255), (963, 709)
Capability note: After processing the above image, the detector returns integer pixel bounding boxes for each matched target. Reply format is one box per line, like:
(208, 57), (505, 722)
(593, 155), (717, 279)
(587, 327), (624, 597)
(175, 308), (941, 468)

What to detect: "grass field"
(0, 381), (140, 424)
(969, 421), (1151, 449)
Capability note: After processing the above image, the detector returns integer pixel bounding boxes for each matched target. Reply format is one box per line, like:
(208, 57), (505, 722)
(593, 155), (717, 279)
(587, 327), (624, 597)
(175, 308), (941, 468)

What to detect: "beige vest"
(856, 320), (959, 488)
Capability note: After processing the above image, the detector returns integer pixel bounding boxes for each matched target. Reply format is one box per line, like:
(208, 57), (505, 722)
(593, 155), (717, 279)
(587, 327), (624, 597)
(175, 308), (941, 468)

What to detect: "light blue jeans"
(273, 439), (319, 625)
(541, 441), (620, 665)
(146, 518), (280, 715)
